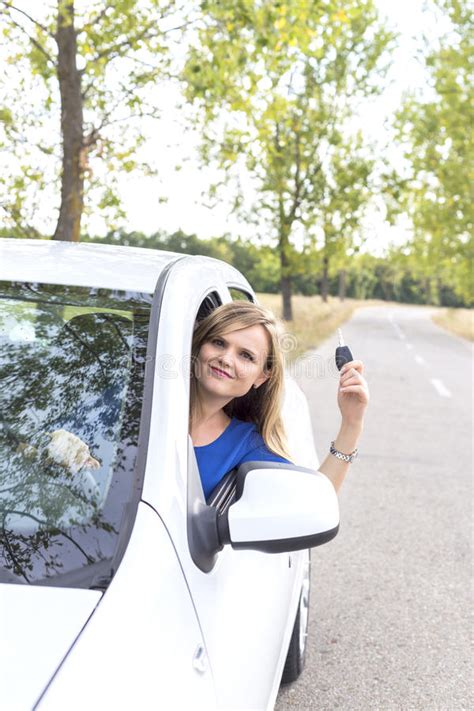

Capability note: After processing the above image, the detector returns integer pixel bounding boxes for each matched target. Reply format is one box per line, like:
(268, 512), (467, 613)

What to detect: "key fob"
(335, 328), (353, 371)
(335, 345), (353, 371)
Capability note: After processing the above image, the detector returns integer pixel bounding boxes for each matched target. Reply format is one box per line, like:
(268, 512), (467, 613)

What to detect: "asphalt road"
(275, 304), (473, 711)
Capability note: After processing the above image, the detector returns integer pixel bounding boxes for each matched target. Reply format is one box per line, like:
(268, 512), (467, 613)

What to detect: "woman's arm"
(318, 421), (363, 492)
(317, 359), (369, 493)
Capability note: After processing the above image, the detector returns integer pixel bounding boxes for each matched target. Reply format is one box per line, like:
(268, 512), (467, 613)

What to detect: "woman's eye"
(212, 338), (224, 347)
(242, 352), (254, 362)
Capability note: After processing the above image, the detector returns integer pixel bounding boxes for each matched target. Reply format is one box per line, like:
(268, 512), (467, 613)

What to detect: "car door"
(36, 504), (218, 711)
(140, 256), (306, 711)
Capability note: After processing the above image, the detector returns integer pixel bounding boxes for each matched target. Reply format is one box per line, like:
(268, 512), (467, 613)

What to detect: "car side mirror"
(187, 439), (340, 573)
(217, 462), (339, 553)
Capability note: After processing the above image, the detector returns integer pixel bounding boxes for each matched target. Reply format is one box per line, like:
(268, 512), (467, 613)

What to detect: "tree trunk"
(281, 276), (293, 321)
(338, 269), (346, 301)
(424, 276), (433, 304)
(279, 229), (293, 321)
(53, 2), (84, 242)
(321, 252), (329, 303)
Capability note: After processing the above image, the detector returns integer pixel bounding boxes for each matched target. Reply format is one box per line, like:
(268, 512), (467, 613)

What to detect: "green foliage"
(393, 0), (473, 306)
(75, 228), (472, 307)
(316, 130), (375, 275)
(183, 0), (395, 315)
(0, 0), (176, 236)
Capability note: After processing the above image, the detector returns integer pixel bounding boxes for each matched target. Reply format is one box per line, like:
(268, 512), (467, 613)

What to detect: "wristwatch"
(329, 440), (358, 463)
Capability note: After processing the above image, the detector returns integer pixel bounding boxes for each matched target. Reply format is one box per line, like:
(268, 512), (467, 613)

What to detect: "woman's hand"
(337, 359), (369, 428)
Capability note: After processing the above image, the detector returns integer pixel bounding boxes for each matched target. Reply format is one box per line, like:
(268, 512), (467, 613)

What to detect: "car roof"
(0, 238), (224, 294)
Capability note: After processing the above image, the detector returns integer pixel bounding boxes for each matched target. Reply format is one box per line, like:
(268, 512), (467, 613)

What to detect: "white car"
(0, 239), (339, 711)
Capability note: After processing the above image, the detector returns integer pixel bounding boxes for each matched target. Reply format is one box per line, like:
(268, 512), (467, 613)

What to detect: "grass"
(256, 293), (382, 363)
(431, 308), (474, 342)
(257, 294), (474, 361)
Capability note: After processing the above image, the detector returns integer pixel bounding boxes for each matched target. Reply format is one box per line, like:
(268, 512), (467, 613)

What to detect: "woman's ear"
(253, 372), (270, 389)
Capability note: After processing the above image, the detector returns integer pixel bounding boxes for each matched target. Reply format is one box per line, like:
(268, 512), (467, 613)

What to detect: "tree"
(393, 0), (473, 305)
(0, 0), (180, 241)
(183, 0), (394, 318)
(310, 131), (374, 302)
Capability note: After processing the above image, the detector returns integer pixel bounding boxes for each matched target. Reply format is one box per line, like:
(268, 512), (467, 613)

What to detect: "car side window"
(0, 282), (151, 588)
(195, 291), (222, 323)
(228, 287), (254, 302)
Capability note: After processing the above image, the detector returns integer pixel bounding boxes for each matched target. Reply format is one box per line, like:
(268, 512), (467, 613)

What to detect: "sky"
(98, 0), (443, 256)
(3, 0), (446, 256)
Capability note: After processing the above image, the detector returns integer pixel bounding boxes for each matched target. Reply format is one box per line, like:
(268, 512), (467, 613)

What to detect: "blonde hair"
(190, 301), (291, 461)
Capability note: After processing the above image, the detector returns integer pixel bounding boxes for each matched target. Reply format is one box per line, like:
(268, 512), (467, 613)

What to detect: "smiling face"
(194, 323), (271, 404)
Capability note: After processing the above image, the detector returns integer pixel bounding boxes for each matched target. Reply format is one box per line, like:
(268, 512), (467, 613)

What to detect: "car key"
(335, 328), (353, 371)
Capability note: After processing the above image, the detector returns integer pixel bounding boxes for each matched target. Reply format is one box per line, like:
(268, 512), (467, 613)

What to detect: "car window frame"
(0, 259), (188, 590)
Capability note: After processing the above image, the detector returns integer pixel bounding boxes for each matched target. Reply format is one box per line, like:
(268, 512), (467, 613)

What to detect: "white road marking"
(392, 323), (405, 339)
(430, 378), (452, 398)
(406, 343), (413, 350)
(415, 355), (426, 365)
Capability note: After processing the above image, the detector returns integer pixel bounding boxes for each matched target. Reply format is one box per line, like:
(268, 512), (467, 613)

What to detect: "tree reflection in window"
(0, 283), (151, 588)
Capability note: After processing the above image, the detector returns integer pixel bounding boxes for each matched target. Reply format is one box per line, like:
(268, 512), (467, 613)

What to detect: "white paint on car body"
(430, 378), (452, 398)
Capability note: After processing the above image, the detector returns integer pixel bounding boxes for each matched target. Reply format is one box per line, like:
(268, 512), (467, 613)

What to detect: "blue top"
(194, 416), (290, 499)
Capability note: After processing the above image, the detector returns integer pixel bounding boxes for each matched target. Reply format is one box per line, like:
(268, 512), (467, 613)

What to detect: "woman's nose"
(218, 348), (234, 367)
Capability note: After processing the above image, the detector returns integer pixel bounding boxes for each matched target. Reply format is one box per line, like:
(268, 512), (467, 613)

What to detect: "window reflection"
(0, 283), (151, 588)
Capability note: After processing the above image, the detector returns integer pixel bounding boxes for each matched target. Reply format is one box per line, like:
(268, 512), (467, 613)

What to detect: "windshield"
(0, 281), (152, 589)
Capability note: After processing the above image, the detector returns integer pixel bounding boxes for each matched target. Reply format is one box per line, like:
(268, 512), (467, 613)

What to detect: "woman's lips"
(209, 365), (233, 379)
